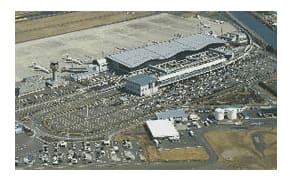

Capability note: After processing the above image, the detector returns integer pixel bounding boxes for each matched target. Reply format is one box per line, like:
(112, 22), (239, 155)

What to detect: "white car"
(52, 160), (58, 165)
(59, 141), (67, 148)
(72, 158), (78, 164)
(189, 130), (194, 136)
(52, 156), (58, 165)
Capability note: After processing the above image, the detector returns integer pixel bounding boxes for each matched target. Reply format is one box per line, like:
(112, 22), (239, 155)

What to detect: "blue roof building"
(127, 74), (157, 86)
(125, 74), (158, 96)
(155, 109), (188, 122)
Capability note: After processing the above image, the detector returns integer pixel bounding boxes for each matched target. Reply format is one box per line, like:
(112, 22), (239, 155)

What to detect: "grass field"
(16, 11), (156, 43)
(147, 146), (209, 161)
(205, 127), (277, 169)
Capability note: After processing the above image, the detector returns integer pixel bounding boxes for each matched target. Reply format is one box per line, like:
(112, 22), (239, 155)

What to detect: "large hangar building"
(106, 33), (226, 73)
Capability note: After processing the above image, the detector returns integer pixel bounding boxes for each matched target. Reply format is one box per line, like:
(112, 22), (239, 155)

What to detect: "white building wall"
(141, 83), (158, 96)
(158, 58), (226, 81)
(126, 81), (158, 96)
(15, 127), (23, 134)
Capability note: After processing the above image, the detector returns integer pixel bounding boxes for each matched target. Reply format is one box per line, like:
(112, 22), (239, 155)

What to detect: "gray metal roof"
(144, 40), (189, 58)
(107, 33), (226, 68)
(127, 74), (157, 86)
(112, 48), (160, 68)
(156, 109), (187, 120)
(70, 65), (100, 81)
(71, 71), (99, 81)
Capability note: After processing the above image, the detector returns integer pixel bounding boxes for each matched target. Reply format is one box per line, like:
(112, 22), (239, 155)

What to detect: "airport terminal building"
(107, 33), (226, 73)
(118, 33), (232, 96)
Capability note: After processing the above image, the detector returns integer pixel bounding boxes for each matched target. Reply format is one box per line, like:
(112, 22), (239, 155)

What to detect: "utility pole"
(86, 104), (89, 118)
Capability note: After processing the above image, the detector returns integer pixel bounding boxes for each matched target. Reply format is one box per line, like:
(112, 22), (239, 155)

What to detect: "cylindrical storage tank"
(227, 109), (237, 120)
(214, 108), (224, 121)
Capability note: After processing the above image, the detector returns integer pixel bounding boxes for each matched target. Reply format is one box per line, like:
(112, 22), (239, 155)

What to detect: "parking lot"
(15, 138), (146, 168)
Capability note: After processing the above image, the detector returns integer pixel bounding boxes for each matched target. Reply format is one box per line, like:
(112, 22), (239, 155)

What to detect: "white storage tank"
(227, 109), (237, 120)
(214, 108), (224, 121)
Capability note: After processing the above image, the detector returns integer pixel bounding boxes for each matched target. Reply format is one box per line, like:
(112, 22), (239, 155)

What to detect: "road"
(16, 12), (74, 22)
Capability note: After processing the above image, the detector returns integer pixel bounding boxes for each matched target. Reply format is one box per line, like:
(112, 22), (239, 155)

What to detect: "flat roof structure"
(70, 65), (100, 81)
(156, 109), (187, 121)
(127, 74), (157, 86)
(107, 33), (226, 69)
(146, 120), (179, 139)
(16, 76), (46, 96)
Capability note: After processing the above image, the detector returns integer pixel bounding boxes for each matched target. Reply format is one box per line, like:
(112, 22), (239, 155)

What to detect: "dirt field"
(205, 127), (277, 169)
(263, 133), (276, 145)
(16, 11), (156, 43)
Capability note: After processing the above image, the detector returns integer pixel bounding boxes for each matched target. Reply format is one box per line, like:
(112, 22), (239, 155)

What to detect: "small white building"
(188, 113), (200, 121)
(234, 31), (248, 44)
(125, 74), (158, 96)
(15, 122), (24, 134)
(146, 120), (180, 140)
(15, 126), (23, 134)
(221, 31), (248, 45)
(95, 58), (108, 72)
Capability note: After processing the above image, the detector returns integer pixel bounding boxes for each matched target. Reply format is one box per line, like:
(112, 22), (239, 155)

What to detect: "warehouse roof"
(156, 109), (187, 120)
(146, 120), (179, 139)
(127, 74), (157, 86)
(107, 33), (226, 68)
